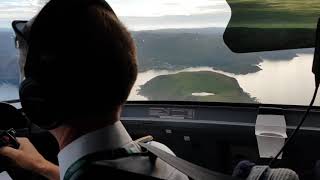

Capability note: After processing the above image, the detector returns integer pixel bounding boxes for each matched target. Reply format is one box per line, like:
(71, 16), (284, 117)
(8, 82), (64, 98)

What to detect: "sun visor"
(223, 0), (320, 53)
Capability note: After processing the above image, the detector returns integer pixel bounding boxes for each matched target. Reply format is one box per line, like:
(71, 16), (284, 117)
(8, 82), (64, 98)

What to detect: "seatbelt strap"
(138, 142), (240, 180)
(64, 146), (147, 180)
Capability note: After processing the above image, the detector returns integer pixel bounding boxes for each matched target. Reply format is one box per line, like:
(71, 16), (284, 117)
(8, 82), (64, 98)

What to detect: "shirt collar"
(57, 121), (133, 179)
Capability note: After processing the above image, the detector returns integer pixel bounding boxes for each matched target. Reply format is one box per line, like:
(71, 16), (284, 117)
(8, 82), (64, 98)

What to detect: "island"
(139, 71), (256, 103)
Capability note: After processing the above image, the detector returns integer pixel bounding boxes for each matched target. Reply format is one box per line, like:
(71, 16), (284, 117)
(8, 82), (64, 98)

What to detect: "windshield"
(0, 0), (319, 106)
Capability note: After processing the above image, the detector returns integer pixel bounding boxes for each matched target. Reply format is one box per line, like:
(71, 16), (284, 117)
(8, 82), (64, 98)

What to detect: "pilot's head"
(12, 0), (137, 129)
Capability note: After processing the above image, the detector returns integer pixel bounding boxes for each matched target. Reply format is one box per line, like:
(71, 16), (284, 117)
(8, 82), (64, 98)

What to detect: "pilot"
(0, 0), (188, 179)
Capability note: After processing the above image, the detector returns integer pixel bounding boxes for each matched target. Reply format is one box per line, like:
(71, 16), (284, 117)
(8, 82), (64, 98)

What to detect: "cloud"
(108, 0), (230, 17)
(1, 0), (231, 30)
(120, 12), (231, 31)
(0, 0), (47, 28)
(164, 2), (179, 6)
(197, 4), (229, 11)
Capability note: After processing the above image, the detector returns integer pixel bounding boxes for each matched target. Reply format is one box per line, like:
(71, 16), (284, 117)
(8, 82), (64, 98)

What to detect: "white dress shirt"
(58, 121), (188, 180)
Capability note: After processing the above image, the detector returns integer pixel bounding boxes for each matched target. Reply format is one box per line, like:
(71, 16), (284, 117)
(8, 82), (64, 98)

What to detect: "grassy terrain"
(226, 0), (320, 28)
(224, 27), (315, 52)
(225, 0), (320, 52)
(139, 71), (256, 103)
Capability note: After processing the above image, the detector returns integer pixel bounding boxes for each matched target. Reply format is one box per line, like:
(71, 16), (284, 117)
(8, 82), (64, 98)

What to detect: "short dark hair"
(25, 4), (137, 124)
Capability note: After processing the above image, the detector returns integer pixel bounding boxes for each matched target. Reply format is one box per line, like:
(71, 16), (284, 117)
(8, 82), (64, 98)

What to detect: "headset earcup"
(19, 78), (60, 129)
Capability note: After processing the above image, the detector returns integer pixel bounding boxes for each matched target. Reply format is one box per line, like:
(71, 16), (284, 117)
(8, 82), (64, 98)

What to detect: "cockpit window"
(0, 1), (38, 101)
(0, 0), (319, 106)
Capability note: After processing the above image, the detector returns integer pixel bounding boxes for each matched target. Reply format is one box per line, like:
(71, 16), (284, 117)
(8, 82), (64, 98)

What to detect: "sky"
(0, 0), (231, 30)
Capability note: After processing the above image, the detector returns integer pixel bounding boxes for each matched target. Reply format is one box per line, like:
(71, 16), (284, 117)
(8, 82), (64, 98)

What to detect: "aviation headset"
(18, 0), (118, 130)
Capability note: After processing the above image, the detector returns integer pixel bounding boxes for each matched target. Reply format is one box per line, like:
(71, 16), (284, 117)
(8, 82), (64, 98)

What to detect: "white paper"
(255, 114), (287, 159)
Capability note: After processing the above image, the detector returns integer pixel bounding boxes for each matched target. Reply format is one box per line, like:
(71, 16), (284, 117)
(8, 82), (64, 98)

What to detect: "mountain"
(132, 27), (313, 74)
(0, 27), (314, 85)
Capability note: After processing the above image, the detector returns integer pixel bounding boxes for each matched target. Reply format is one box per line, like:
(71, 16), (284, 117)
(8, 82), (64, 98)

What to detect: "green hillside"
(139, 71), (256, 103)
(224, 0), (320, 52)
(226, 0), (320, 29)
